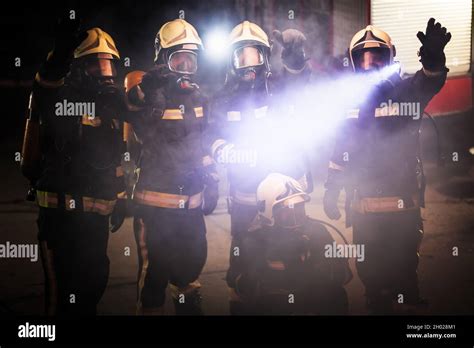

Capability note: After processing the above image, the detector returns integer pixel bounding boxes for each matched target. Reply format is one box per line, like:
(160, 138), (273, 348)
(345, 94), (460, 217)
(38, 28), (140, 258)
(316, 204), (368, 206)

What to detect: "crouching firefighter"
(21, 19), (129, 315)
(323, 19), (451, 314)
(206, 21), (314, 315)
(233, 173), (351, 315)
(124, 19), (218, 315)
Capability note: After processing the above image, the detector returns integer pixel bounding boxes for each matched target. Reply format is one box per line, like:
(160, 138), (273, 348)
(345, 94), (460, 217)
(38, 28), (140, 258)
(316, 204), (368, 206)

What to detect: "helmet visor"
(233, 46), (264, 69)
(273, 202), (306, 228)
(352, 47), (391, 72)
(168, 50), (198, 74)
(84, 58), (117, 78)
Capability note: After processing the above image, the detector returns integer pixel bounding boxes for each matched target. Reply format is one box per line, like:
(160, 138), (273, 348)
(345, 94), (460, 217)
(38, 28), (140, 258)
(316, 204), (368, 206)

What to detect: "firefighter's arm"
(21, 17), (85, 196)
(124, 69), (168, 142)
(200, 100), (220, 215)
(110, 164), (128, 233)
(323, 124), (351, 220)
(36, 15), (87, 90)
(124, 70), (146, 110)
(107, 71), (149, 233)
(20, 92), (42, 198)
(111, 87), (138, 233)
(207, 99), (265, 170)
(206, 97), (232, 164)
(399, 68), (447, 108)
(123, 70), (146, 144)
(400, 18), (451, 104)
(201, 153), (220, 216)
(323, 164), (345, 221)
(127, 65), (170, 107)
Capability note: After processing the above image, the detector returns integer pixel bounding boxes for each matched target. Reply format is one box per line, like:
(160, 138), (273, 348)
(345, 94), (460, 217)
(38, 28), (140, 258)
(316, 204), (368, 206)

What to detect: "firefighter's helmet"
(226, 21), (272, 91)
(154, 19), (203, 65)
(257, 173), (310, 225)
(349, 25), (395, 72)
(71, 28), (120, 83)
(74, 28), (120, 59)
(229, 20), (270, 48)
(229, 21), (271, 70)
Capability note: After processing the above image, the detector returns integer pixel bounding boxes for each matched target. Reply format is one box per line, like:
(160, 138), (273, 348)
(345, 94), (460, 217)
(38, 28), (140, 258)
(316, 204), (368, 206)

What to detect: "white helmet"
(349, 25), (395, 72)
(256, 173), (310, 225)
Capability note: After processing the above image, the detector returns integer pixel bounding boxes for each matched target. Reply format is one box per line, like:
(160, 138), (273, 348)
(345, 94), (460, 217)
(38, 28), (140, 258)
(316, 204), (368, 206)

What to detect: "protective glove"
(202, 173), (219, 216)
(139, 65), (170, 105)
(323, 188), (342, 220)
(416, 18), (451, 72)
(140, 65), (177, 91)
(110, 199), (127, 233)
(273, 29), (307, 70)
(51, 14), (87, 62)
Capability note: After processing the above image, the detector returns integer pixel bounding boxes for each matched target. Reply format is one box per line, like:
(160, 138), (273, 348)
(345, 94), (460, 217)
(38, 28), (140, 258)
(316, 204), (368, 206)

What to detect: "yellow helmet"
(229, 21), (270, 48)
(155, 19), (203, 64)
(74, 28), (120, 59)
(156, 19), (203, 50)
(349, 25), (395, 71)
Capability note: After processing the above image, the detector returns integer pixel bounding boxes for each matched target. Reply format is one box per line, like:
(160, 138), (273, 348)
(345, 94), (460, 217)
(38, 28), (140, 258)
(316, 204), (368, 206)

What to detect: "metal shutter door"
(371, 0), (472, 75)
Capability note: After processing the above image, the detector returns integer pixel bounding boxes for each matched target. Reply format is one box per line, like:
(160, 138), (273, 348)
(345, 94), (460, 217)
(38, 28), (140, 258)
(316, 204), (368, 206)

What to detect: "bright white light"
(204, 28), (230, 62)
(266, 62), (403, 150)
(221, 62), (404, 167)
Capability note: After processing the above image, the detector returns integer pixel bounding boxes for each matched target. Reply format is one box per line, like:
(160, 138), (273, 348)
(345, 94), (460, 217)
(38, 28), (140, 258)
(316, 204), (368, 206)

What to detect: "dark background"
(0, 0), (340, 143)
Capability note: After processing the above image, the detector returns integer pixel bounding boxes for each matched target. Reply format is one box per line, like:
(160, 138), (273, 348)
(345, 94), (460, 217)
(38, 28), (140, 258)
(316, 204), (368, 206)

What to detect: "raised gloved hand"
(201, 173), (219, 216)
(273, 29), (307, 70)
(416, 18), (451, 72)
(52, 13), (87, 62)
(323, 188), (341, 220)
(110, 198), (127, 233)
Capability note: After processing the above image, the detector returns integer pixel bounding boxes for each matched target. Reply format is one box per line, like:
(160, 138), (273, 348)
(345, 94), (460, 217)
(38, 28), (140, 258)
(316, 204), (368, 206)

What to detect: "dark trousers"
(352, 209), (423, 313)
(134, 205), (207, 310)
(37, 208), (110, 316)
(226, 202), (258, 288)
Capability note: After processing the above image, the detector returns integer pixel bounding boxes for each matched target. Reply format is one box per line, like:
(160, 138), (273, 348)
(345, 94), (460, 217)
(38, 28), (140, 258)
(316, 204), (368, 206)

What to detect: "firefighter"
(21, 18), (128, 315)
(323, 19), (451, 314)
(125, 19), (217, 315)
(206, 21), (314, 314)
(233, 173), (351, 315)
